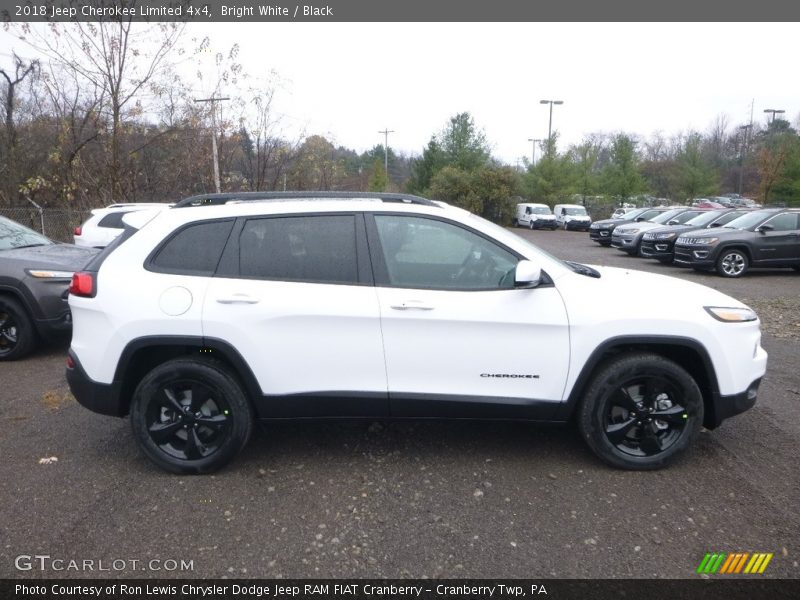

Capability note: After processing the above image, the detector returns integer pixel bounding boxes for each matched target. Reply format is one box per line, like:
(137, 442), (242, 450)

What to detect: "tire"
(792, 265), (800, 272)
(130, 358), (254, 474)
(577, 353), (703, 470)
(657, 257), (673, 264)
(599, 241), (611, 247)
(512, 219), (519, 227)
(0, 296), (37, 361)
(529, 220), (535, 230)
(716, 249), (749, 278)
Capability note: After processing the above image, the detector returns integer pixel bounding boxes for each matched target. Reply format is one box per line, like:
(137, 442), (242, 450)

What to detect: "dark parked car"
(0, 216), (98, 359)
(588, 207), (671, 246)
(640, 209), (750, 263)
(673, 208), (800, 277)
(611, 208), (707, 256)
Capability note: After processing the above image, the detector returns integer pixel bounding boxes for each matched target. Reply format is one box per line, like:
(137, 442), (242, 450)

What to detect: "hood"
(592, 217), (638, 227)
(677, 227), (750, 241)
(615, 221), (664, 233)
(2, 243), (99, 270)
(643, 223), (699, 237)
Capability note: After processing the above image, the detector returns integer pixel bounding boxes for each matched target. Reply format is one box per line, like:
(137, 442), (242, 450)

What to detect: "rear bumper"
(706, 378), (761, 429)
(66, 349), (125, 417)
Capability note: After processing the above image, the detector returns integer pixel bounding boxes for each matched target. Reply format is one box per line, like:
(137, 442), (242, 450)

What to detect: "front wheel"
(0, 296), (37, 361)
(130, 358), (253, 474)
(577, 353), (703, 470)
(716, 249), (749, 278)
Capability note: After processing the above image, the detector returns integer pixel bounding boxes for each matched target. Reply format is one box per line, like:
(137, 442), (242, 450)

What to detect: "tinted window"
(712, 211), (745, 226)
(239, 215), (358, 284)
(374, 215), (518, 290)
(97, 211), (132, 229)
(763, 213), (799, 231)
(151, 220), (234, 274)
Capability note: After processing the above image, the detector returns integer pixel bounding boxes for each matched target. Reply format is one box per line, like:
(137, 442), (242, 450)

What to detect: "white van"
(514, 203), (558, 230)
(553, 204), (592, 231)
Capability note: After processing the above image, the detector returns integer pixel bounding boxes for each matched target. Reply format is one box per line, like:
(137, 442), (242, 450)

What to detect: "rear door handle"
(216, 294), (260, 305)
(390, 301), (435, 311)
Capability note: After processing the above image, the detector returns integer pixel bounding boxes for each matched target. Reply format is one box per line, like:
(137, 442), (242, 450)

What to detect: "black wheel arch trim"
(556, 335), (723, 429)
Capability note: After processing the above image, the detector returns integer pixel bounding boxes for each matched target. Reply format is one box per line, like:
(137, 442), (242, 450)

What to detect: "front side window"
(374, 215), (518, 290)
(763, 212), (799, 232)
(239, 215), (358, 284)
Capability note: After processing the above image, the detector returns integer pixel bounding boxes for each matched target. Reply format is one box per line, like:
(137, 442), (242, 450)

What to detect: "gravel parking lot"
(1, 228), (798, 579)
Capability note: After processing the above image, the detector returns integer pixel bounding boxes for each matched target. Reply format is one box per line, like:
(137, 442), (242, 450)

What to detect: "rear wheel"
(577, 353), (703, 470)
(130, 358), (253, 474)
(0, 296), (37, 361)
(716, 249), (749, 278)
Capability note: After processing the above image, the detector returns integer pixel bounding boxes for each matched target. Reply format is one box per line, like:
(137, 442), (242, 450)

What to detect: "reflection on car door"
(367, 213), (570, 419)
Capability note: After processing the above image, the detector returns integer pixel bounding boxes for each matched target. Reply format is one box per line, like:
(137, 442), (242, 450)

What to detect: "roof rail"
(173, 191), (439, 208)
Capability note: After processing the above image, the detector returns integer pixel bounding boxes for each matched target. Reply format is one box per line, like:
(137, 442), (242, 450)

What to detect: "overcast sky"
(3, 22), (799, 164)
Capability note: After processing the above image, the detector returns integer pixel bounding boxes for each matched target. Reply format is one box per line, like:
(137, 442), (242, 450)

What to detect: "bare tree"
(0, 53), (39, 205)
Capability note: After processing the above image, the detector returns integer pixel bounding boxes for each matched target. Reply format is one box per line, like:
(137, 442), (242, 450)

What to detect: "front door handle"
(216, 294), (260, 304)
(390, 301), (435, 311)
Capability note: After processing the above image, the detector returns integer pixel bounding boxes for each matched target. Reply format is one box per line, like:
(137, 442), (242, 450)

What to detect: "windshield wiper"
(565, 261), (601, 278)
(9, 243), (49, 249)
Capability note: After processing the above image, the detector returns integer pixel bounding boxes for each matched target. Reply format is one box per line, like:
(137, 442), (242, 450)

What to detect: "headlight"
(655, 232), (677, 240)
(26, 269), (74, 279)
(679, 237), (718, 245)
(704, 306), (758, 322)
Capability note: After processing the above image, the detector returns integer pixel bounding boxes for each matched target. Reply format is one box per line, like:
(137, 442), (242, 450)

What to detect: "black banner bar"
(4, 579), (800, 600)
(2, 0), (800, 23)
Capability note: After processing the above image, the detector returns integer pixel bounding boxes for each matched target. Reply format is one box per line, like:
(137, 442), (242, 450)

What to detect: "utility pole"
(539, 99), (564, 154)
(195, 96), (230, 193)
(737, 123), (752, 196)
(378, 128), (395, 174)
(763, 108), (785, 125)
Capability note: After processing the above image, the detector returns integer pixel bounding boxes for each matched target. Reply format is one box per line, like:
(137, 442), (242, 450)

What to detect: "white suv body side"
(67, 195), (767, 473)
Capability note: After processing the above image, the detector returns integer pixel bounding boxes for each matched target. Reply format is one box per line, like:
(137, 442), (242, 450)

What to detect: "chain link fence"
(0, 207), (91, 244)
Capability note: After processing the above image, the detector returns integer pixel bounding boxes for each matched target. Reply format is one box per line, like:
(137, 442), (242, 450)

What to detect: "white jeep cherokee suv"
(66, 192), (767, 474)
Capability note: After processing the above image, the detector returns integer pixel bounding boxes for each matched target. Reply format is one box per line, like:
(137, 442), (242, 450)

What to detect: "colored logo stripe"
(697, 552), (773, 574)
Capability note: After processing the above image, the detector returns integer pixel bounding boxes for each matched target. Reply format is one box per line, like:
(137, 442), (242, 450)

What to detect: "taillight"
(69, 272), (95, 297)
(74, 226), (82, 236)
(66, 355), (75, 369)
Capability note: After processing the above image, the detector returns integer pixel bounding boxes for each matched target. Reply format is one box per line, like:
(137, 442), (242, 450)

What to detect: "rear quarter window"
(97, 211), (132, 229)
(148, 219), (235, 275)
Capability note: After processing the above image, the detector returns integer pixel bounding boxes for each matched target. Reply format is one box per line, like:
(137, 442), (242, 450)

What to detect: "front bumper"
(706, 378), (761, 429)
(611, 232), (642, 252)
(589, 228), (613, 242)
(66, 349), (125, 417)
(565, 220), (591, 231)
(673, 243), (717, 268)
(532, 218), (558, 229)
(639, 239), (676, 260)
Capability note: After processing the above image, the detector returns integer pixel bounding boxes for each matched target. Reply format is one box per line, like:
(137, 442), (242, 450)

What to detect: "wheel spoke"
(639, 424), (663, 456)
(613, 386), (638, 411)
(1, 329), (16, 343)
(159, 388), (184, 413)
(605, 417), (637, 444)
(189, 383), (212, 410)
(185, 428), (207, 459)
(196, 414), (228, 430)
(652, 404), (687, 424)
(148, 420), (183, 443)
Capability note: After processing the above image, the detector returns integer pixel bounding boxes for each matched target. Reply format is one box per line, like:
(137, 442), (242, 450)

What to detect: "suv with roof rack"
(66, 191), (767, 473)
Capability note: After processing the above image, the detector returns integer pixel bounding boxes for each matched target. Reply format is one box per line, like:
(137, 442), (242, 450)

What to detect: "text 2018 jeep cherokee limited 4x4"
(66, 192), (767, 474)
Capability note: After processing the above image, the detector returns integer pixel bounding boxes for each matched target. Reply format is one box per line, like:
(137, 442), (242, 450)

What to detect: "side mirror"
(515, 260), (542, 289)
(710, 222), (722, 228)
(635, 217), (645, 222)
(757, 224), (774, 233)
(667, 219), (680, 225)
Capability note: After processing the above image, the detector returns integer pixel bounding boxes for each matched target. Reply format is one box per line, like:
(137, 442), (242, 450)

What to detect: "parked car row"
(590, 206), (800, 278)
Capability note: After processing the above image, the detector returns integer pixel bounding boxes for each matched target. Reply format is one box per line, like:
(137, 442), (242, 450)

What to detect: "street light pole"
(763, 108), (785, 124)
(527, 138), (543, 164)
(539, 99), (564, 152)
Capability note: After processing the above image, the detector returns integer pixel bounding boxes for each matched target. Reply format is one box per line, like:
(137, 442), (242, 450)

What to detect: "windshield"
(530, 207), (550, 215)
(0, 216), (53, 251)
(723, 210), (775, 230)
(620, 208), (648, 220)
(651, 209), (688, 224)
(564, 207), (587, 216)
(685, 210), (725, 227)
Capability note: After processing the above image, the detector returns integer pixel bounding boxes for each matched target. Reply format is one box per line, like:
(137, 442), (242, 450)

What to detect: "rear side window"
(239, 215), (358, 284)
(150, 220), (234, 275)
(97, 211), (132, 229)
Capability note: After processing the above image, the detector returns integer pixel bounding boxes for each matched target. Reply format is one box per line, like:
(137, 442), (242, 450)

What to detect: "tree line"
(1, 22), (798, 224)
